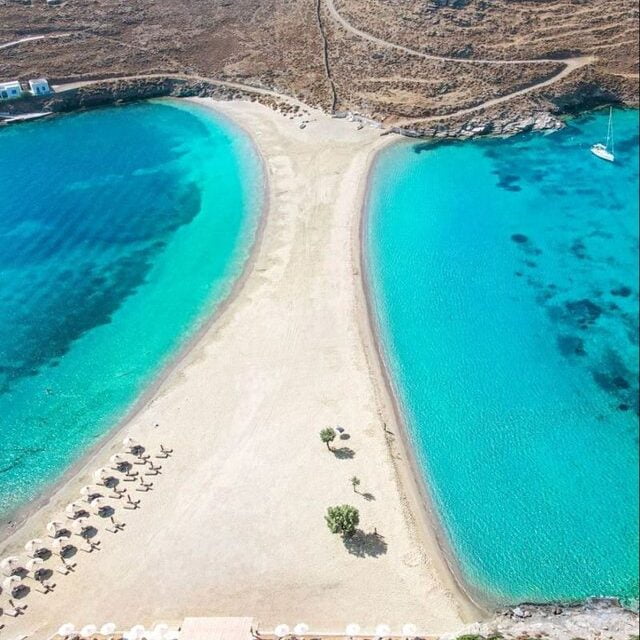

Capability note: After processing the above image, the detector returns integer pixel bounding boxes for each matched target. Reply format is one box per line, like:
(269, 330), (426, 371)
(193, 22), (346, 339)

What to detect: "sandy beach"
(0, 98), (478, 639)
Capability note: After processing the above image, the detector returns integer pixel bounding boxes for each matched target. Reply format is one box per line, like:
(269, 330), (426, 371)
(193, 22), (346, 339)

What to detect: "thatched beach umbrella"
(24, 538), (48, 558)
(90, 496), (110, 516)
(293, 623), (309, 636)
(80, 624), (98, 637)
(110, 453), (129, 468)
(126, 624), (147, 639)
(46, 520), (67, 538)
(375, 624), (391, 639)
(71, 517), (91, 536)
(80, 484), (102, 502)
(123, 436), (140, 451)
(25, 557), (46, 580)
(402, 624), (417, 639)
(2, 575), (24, 596)
(51, 538), (74, 557)
(0, 556), (23, 577)
(274, 624), (290, 638)
(65, 501), (87, 519)
(93, 467), (116, 486)
(57, 623), (76, 637)
(100, 622), (117, 635)
(345, 624), (361, 639)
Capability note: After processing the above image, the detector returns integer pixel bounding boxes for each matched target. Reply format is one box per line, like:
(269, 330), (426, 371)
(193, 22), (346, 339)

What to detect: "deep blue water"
(366, 109), (639, 606)
(0, 100), (262, 516)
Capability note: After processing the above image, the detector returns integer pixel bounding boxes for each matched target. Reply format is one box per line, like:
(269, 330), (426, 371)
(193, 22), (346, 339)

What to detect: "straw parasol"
(25, 538), (48, 558)
(110, 453), (129, 467)
(51, 538), (74, 556)
(91, 496), (110, 515)
(80, 624), (98, 637)
(375, 624), (391, 639)
(93, 467), (116, 485)
(65, 501), (87, 519)
(46, 520), (67, 538)
(402, 624), (418, 639)
(58, 623), (76, 637)
(100, 622), (117, 635)
(0, 556), (23, 577)
(345, 624), (361, 638)
(274, 624), (290, 638)
(293, 623), (309, 636)
(123, 436), (140, 451)
(71, 517), (91, 536)
(126, 624), (146, 639)
(25, 557), (45, 580)
(2, 575), (23, 596)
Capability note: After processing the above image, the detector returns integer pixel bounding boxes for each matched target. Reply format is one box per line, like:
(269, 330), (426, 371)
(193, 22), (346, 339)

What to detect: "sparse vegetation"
(320, 427), (337, 450)
(325, 504), (359, 537)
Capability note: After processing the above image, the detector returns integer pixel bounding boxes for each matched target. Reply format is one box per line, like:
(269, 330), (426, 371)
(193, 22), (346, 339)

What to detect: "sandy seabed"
(0, 99), (478, 639)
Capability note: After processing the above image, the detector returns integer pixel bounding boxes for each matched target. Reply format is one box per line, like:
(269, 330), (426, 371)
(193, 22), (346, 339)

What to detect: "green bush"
(325, 504), (359, 537)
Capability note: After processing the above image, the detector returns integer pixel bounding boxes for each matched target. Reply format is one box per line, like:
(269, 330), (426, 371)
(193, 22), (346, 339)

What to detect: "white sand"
(0, 99), (477, 639)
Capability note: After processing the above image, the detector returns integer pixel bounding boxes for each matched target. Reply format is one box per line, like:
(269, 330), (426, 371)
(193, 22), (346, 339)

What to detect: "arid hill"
(1, 0), (638, 134)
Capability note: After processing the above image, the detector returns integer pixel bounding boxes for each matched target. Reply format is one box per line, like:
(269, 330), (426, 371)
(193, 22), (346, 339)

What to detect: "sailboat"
(590, 107), (615, 162)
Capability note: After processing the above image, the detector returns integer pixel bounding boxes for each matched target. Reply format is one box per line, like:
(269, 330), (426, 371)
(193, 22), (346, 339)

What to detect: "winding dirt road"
(324, 0), (594, 122)
(0, 33), (72, 51)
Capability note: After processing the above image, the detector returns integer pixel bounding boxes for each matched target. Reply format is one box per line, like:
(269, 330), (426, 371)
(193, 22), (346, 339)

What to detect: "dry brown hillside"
(1, 0), (638, 132)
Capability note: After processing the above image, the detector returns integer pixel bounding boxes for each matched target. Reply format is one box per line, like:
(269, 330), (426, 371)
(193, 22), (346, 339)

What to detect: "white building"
(0, 80), (23, 101)
(28, 78), (51, 96)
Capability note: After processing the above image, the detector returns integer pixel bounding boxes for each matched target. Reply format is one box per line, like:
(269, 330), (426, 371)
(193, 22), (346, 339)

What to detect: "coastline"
(0, 98), (469, 639)
(0, 98), (269, 543)
(355, 144), (489, 620)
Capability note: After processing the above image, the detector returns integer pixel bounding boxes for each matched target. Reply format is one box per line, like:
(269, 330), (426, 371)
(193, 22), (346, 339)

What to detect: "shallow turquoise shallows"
(366, 109), (639, 606)
(0, 101), (262, 517)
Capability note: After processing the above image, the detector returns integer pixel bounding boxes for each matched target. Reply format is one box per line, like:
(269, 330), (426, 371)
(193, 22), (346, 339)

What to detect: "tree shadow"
(332, 447), (355, 459)
(342, 530), (388, 558)
(339, 433), (351, 440)
(361, 492), (375, 501)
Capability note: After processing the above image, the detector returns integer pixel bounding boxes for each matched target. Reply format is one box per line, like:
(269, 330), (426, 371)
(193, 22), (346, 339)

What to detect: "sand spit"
(0, 99), (472, 639)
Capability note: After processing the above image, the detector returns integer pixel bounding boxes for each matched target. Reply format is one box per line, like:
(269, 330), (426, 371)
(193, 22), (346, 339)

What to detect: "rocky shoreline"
(0, 73), (634, 140)
(444, 600), (639, 640)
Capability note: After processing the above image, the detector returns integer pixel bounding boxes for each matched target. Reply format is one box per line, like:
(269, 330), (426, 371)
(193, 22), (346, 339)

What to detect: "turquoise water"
(0, 101), (262, 516)
(366, 109), (639, 606)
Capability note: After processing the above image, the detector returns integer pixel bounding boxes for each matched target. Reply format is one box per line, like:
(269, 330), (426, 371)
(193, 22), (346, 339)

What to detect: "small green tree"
(320, 427), (337, 450)
(350, 476), (361, 492)
(325, 504), (359, 538)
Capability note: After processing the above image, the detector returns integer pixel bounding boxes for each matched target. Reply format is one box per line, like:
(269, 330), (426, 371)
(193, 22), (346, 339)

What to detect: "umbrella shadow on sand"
(342, 530), (388, 558)
(332, 447), (355, 459)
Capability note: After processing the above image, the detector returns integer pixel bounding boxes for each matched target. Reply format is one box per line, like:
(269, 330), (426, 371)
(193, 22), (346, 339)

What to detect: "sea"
(0, 100), (263, 517)
(365, 108), (639, 607)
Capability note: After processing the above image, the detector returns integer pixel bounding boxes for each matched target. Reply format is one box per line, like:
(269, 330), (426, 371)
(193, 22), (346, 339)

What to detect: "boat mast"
(606, 106), (614, 153)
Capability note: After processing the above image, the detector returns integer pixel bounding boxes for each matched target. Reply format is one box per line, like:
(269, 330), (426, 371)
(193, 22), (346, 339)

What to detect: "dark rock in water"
(514, 271), (524, 277)
(618, 403), (630, 412)
(565, 299), (602, 327)
(611, 285), (632, 297)
(592, 371), (630, 393)
(570, 238), (588, 260)
(613, 376), (630, 389)
(511, 233), (528, 244)
(525, 260), (537, 268)
(557, 335), (586, 357)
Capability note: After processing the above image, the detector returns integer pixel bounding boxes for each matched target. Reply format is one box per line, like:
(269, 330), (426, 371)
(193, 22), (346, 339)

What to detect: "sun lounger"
(35, 579), (56, 594)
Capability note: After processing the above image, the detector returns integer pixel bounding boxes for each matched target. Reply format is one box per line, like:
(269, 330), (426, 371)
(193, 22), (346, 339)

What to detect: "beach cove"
(365, 109), (639, 607)
(0, 99), (473, 639)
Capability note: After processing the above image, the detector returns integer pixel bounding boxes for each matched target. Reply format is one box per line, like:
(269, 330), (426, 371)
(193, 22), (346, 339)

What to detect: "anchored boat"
(590, 107), (615, 162)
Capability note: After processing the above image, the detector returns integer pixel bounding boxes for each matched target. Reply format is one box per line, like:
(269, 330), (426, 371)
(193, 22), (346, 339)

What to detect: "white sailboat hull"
(591, 143), (614, 162)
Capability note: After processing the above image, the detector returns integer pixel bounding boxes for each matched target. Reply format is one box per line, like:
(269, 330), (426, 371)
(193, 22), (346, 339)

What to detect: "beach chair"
(34, 579), (56, 594)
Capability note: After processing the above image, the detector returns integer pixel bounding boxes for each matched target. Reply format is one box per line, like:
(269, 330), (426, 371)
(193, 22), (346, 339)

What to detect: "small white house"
(0, 80), (23, 101)
(28, 78), (51, 96)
